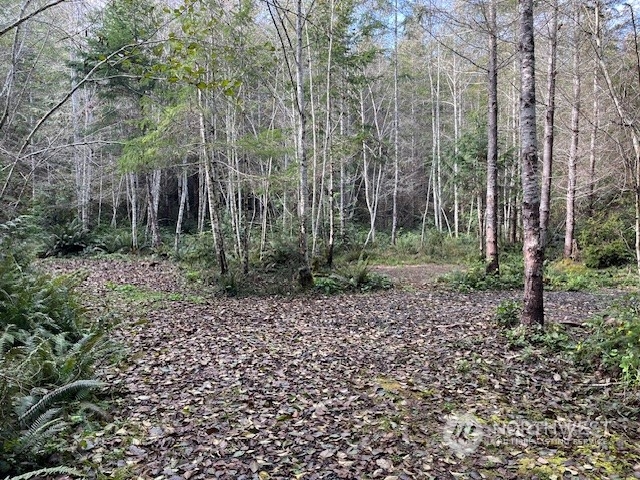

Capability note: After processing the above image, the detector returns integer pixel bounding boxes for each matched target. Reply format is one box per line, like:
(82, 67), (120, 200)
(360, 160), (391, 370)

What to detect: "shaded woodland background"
(1, 0), (639, 277)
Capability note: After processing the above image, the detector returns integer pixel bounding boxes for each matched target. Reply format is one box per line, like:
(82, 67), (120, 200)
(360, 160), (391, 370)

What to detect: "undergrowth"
(0, 218), (115, 476)
(314, 262), (393, 294)
(441, 255), (636, 292)
(575, 293), (640, 386)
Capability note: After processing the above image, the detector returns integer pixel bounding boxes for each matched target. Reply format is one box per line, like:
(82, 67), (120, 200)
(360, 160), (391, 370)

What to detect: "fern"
(0, 326), (17, 354)
(4, 466), (82, 480)
(19, 379), (105, 425)
(17, 409), (65, 454)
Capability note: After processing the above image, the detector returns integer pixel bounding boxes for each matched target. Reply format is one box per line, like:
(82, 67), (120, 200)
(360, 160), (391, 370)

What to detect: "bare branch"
(0, 0), (67, 38)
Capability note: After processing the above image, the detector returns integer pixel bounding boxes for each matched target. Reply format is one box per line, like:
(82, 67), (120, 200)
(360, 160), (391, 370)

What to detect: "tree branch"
(0, 0), (67, 38)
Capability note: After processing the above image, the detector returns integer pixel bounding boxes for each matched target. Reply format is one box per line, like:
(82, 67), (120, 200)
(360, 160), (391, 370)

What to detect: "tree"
(564, 3), (581, 259)
(519, 0), (544, 325)
(539, 0), (558, 249)
(485, 0), (499, 274)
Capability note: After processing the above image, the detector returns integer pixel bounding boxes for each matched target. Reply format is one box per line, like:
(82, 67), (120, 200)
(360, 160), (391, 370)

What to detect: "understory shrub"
(495, 300), (521, 328)
(92, 227), (134, 254)
(43, 219), (91, 257)
(0, 218), (112, 476)
(314, 261), (393, 294)
(178, 233), (219, 267)
(543, 258), (635, 291)
(505, 323), (571, 352)
(355, 230), (478, 265)
(575, 294), (640, 385)
(261, 236), (302, 270)
(578, 212), (633, 269)
(441, 254), (524, 292)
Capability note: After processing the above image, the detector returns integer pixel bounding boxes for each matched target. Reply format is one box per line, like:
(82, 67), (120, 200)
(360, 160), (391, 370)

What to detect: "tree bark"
(391, 0), (400, 245)
(485, 0), (499, 274)
(540, 0), (558, 249)
(295, 0), (313, 288)
(564, 9), (581, 259)
(519, 0), (544, 326)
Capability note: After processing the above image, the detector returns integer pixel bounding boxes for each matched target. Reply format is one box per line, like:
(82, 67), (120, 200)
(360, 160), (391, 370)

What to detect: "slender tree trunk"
(295, 0), (313, 287)
(626, 5), (640, 275)
(486, 0), (499, 274)
(587, 0), (600, 217)
(129, 172), (139, 251)
(564, 10), (581, 259)
(339, 95), (346, 240)
(146, 171), (162, 249)
(391, 0), (400, 245)
(540, 0), (558, 249)
(325, 0), (336, 267)
(519, 0), (544, 326)
(198, 89), (228, 275)
(175, 157), (188, 253)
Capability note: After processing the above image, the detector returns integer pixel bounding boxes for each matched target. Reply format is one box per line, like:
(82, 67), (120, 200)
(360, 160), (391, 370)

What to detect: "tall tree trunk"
(626, 4), (640, 275)
(519, 0), (544, 326)
(146, 170), (162, 249)
(485, 0), (499, 274)
(564, 10), (581, 259)
(540, 0), (558, 249)
(588, 65), (599, 215)
(391, 0), (400, 245)
(325, 0), (336, 267)
(198, 89), (228, 275)
(295, 0), (313, 288)
(175, 157), (188, 253)
(129, 172), (139, 251)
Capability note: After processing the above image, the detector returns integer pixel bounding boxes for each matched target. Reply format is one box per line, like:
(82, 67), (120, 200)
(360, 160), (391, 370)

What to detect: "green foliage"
(495, 300), (521, 328)
(575, 294), (640, 386)
(314, 262), (392, 294)
(441, 255), (524, 292)
(177, 234), (219, 267)
(0, 219), (112, 475)
(5, 466), (82, 480)
(262, 236), (302, 270)
(505, 323), (571, 352)
(346, 229), (478, 266)
(578, 213), (633, 269)
(543, 259), (636, 291)
(218, 271), (240, 297)
(0, 217), (40, 267)
(44, 219), (91, 257)
(77, 0), (162, 98)
(92, 228), (134, 254)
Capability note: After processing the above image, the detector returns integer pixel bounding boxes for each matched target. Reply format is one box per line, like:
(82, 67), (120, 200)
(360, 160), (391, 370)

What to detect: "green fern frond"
(19, 413), (66, 453)
(0, 325), (17, 354)
(19, 379), (105, 424)
(26, 408), (62, 437)
(78, 401), (112, 421)
(4, 466), (82, 480)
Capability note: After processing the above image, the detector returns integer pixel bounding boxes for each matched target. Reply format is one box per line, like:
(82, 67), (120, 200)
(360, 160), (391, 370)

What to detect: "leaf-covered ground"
(45, 259), (640, 480)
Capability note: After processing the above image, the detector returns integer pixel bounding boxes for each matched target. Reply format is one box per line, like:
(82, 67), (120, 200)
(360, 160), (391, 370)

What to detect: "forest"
(2, 0), (640, 477)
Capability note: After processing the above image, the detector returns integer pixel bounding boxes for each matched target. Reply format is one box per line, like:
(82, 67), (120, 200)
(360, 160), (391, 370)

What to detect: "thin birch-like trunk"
(391, 0), (400, 245)
(198, 88), (228, 275)
(295, 0), (313, 287)
(540, 0), (558, 249)
(129, 172), (139, 251)
(175, 157), (188, 253)
(485, 0), (499, 274)
(564, 9), (581, 259)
